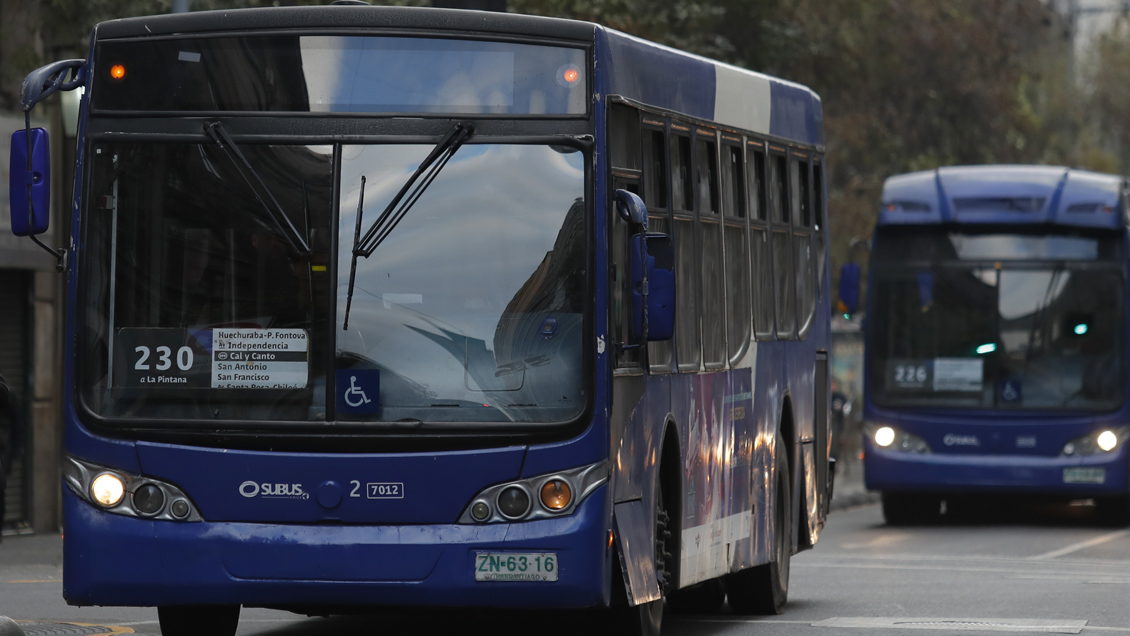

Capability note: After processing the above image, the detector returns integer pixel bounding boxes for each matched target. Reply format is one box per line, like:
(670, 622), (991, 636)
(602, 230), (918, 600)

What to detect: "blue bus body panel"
(134, 442), (525, 524)
(596, 28), (824, 146)
(63, 484), (609, 608)
(878, 165), (1123, 228)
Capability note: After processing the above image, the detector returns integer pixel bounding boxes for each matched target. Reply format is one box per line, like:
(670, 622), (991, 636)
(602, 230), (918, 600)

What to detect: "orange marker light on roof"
(110, 64), (127, 80)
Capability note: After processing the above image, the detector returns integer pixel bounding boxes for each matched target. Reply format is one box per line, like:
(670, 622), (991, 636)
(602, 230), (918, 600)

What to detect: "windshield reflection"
(336, 143), (587, 424)
(872, 265), (1124, 410)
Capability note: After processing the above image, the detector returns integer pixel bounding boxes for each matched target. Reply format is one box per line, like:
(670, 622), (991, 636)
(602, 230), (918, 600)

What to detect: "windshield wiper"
(343, 122), (474, 330)
(203, 121), (310, 255)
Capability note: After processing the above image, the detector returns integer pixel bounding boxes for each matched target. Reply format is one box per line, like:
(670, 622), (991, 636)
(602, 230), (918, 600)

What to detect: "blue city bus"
(858, 165), (1130, 525)
(11, 5), (832, 634)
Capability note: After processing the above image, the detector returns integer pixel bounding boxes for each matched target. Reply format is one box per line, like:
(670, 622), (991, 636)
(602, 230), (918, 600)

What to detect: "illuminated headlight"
(91, 473), (125, 507)
(867, 423), (931, 454)
(1062, 428), (1129, 457)
(459, 461), (607, 524)
(63, 455), (202, 522)
(874, 426), (896, 447)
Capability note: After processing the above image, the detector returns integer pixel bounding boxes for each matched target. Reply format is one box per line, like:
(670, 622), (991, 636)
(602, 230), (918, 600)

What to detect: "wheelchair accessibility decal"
(337, 369), (380, 414)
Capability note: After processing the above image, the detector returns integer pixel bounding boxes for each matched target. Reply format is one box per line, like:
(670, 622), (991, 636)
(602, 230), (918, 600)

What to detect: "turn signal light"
(540, 479), (572, 511)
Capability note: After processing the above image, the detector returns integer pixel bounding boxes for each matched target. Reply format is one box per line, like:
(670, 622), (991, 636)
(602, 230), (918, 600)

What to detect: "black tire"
(726, 437), (791, 615)
(157, 605), (240, 636)
(609, 483), (669, 636)
(881, 493), (941, 526)
(1095, 495), (1130, 527)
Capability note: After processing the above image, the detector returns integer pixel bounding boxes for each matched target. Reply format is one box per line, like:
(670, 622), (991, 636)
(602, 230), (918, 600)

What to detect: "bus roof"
(878, 165), (1126, 230)
(91, 5), (823, 147)
(597, 29), (824, 147)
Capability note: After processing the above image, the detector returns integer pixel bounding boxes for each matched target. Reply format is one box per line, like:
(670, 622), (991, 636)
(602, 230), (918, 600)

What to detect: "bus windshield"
(79, 141), (588, 426)
(870, 228), (1125, 411)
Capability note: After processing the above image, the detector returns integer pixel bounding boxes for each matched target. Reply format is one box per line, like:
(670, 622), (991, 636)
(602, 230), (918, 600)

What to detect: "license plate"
(1064, 467), (1106, 484)
(474, 552), (558, 582)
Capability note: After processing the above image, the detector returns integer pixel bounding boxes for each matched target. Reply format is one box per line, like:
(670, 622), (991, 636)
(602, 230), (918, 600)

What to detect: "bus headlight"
(91, 473), (125, 507)
(63, 455), (203, 522)
(458, 461), (607, 524)
(1062, 428), (1129, 457)
(866, 423), (931, 454)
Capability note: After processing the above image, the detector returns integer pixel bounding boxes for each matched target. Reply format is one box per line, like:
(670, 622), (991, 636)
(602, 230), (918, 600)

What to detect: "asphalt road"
(4, 485), (1130, 635)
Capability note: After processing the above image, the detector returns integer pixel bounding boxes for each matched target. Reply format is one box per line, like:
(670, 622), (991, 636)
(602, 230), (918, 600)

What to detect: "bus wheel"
(725, 438), (791, 615)
(881, 493), (941, 525)
(157, 605), (239, 636)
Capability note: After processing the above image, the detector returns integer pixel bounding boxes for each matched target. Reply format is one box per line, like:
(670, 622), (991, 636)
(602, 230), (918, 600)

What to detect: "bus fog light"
(497, 486), (530, 519)
(471, 501), (491, 521)
(1097, 430), (1118, 452)
(874, 427), (896, 447)
(170, 499), (191, 519)
(133, 483), (165, 515)
(91, 473), (125, 507)
(540, 479), (572, 511)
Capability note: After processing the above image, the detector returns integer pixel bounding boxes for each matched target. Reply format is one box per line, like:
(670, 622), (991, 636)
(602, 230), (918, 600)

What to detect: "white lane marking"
(810, 617), (1087, 633)
(1029, 530), (1130, 560)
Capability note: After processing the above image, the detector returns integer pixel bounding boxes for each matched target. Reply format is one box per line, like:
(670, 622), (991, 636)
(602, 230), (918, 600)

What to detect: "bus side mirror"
(9, 128), (50, 236)
(837, 262), (860, 318)
(615, 189), (648, 229)
(631, 232), (675, 342)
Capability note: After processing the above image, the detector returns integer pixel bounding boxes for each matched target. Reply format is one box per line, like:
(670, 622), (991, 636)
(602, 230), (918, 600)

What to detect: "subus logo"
(943, 434), (980, 447)
(239, 481), (309, 499)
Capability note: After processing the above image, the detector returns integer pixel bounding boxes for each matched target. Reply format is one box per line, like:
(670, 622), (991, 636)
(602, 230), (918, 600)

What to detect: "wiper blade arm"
(354, 122), (474, 258)
(342, 122), (473, 330)
(204, 121), (310, 254)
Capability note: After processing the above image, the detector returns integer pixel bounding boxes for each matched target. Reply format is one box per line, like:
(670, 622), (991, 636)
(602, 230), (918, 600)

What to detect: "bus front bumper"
(863, 442), (1130, 497)
(62, 484), (611, 610)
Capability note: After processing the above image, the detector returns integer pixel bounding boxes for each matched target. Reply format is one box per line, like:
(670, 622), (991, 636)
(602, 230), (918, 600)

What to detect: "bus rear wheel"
(157, 604), (239, 636)
(726, 438), (791, 615)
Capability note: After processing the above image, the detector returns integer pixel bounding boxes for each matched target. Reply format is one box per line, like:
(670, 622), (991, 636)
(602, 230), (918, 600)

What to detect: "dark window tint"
(610, 104), (641, 170)
(723, 144), (745, 219)
(643, 128), (668, 210)
(648, 214), (674, 373)
(675, 218), (700, 370)
(725, 222), (751, 362)
(671, 135), (693, 211)
(696, 138), (719, 216)
(773, 229), (795, 338)
(702, 222), (726, 368)
(752, 227), (775, 339)
(770, 154), (789, 224)
(748, 147), (767, 221)
(791, 157), (811, 227)
(795, 233), (815, 339)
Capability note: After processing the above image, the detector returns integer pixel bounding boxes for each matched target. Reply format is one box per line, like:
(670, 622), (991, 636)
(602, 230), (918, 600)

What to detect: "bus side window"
(722, 140), (751, 365)
(643, 122), (674, 373)
(697, 133), (726, 369)
(771, 151), (795, 339)
(792, 155), (816, 339)
(814, 157), (827, 294)
(749, 143), (774, 341)
(671, 129), (700, 371)
(609, 102), (642, 369)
